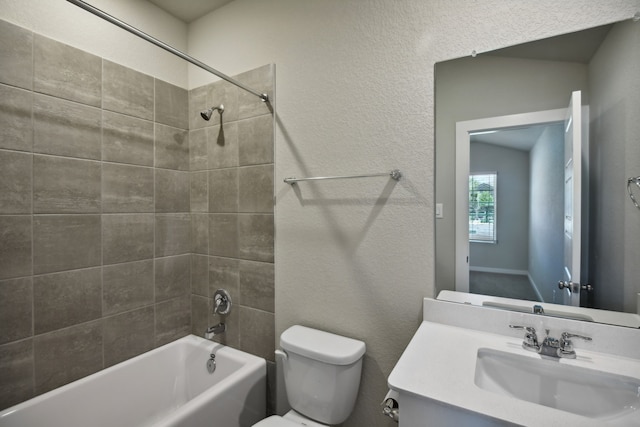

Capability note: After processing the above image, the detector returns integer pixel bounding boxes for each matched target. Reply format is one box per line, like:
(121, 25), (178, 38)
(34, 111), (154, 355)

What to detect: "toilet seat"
(253, 412), (329, 427)
(253, 415), (300, 427)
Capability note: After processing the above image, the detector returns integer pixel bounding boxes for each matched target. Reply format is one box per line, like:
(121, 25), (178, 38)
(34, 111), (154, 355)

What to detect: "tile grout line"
(100, 57), (105, 370)
(30, 25), (36, 399)
(153, 77), (157, 348)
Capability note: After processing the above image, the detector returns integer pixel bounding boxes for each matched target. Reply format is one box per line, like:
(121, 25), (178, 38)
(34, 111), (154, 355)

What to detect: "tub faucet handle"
(213, 289), (231, 315)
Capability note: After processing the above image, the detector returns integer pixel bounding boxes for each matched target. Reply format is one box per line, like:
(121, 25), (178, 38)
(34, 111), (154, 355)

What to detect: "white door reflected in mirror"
(562, 91), (583, 306)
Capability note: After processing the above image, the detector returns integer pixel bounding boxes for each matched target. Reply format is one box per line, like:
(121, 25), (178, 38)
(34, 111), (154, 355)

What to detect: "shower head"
(200, 109), (213, 121)
(200, 104), (224, 121)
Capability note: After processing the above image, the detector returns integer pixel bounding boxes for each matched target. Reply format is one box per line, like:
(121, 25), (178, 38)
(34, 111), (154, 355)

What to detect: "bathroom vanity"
(411, 14), (640, 425)
(387, 298), (640, 426)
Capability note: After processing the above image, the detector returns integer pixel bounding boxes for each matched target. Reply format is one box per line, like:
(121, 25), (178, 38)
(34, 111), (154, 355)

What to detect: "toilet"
(253, 325), (366, 426)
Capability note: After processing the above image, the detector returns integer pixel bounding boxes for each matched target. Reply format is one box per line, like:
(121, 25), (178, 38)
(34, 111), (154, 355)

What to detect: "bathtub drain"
(207, 353), (216, 374)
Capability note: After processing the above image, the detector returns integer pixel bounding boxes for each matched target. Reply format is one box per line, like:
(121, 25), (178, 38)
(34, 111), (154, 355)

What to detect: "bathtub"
(0, 335), (266, 427)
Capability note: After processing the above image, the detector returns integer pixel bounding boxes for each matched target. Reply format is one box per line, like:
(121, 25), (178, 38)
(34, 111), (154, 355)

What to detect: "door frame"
(455, 108), (567, 293)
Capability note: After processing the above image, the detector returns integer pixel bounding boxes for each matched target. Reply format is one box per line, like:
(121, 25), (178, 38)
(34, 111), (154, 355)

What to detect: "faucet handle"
(509, 325), (539, 351)
(509, 324), (536, 335)
(561, 332), (591, 341)
(212, 289), (232, 315)
(559, 332), (591, 356)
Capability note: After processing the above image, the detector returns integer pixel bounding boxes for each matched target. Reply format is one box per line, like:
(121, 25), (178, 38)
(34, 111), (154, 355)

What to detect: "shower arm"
(66, 0), (269, 103)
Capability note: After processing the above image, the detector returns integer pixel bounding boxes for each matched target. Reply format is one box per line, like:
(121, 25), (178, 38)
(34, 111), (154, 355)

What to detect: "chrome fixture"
(509, 325), (591, 358)
(381, 397), (399, 422)
(213, 289), (232, 315)
(206, 353), (216, 374)
(537, 330), (563, 358)
(559, 280), (595, 293)
(508, 325), (539, 352)
(66, 0), (269, 102)
(558, 332), (592, 359)
(557, 280), (576, 291)
(200, 104), (224, 121)
(284, 169), (402, 185)
(533, 305), (544, 315)
(204, 289), (232, 339)
(205, 322), (226, 339)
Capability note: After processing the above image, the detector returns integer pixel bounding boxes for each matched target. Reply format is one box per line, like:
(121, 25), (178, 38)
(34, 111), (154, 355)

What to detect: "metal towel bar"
(284, 169), (402, 185)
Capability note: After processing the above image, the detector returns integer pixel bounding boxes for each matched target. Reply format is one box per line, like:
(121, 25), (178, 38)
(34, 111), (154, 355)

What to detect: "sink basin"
(475, 348), (640, 420)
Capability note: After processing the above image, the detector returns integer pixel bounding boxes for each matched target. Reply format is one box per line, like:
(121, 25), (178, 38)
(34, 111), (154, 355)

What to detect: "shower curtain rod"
(66, 0), (269, 102)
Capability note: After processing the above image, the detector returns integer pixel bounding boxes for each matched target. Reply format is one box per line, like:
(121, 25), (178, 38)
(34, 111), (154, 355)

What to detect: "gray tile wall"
(0, 18), (275, 413)
(0, 19), (192, 410)
(188, 65), (275, 402)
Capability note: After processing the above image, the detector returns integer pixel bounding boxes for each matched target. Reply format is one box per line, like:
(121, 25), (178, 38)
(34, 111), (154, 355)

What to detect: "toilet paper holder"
(381, 392), (399, 423)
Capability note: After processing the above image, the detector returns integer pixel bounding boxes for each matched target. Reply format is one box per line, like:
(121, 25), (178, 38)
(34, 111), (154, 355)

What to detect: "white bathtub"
(0, 335), (266, 427)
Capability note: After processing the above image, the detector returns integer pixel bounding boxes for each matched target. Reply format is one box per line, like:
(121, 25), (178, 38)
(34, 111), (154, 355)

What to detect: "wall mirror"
(435, 16), (640, 327)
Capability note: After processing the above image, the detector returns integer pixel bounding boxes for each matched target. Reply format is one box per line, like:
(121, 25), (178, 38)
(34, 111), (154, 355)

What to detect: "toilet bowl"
(252, 325), (366, 427)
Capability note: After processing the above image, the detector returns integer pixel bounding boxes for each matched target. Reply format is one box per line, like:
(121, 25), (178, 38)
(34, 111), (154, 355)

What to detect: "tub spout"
(205, 322), (226, 339)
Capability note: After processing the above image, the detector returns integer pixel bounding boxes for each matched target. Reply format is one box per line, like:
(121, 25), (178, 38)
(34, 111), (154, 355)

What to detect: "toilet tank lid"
(280, 325), (366, 365)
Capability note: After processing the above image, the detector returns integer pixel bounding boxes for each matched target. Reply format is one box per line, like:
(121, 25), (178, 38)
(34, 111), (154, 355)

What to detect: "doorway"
(455, 108), (571, 302)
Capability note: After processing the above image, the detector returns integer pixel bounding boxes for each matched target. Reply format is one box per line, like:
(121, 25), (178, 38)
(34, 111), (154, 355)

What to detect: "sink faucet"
(205, 322), (226, 339)
(538, 329), (562, 358)
(509, 325), (591, 359)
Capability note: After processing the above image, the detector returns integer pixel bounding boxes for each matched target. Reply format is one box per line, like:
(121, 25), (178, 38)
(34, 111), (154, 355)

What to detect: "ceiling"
(471, 123), (564, 152)
(147, 0), (234, 23)
(470, 25), (613, 153)
(487, 24), (613, 64)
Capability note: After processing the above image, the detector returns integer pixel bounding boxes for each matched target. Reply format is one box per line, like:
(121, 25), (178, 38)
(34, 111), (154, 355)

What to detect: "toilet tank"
(280, 325), (366, 425)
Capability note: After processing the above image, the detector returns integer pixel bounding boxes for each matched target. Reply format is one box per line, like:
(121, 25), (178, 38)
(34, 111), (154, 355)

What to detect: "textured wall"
(189, 1), (639, 425)
(588, 19), (640, 313)
(0, 19), (192, 410)
(529, 125), (565, 302)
